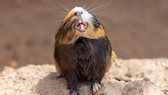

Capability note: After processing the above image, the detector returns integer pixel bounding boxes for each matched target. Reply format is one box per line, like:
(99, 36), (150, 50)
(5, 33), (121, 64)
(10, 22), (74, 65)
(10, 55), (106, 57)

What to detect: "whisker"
(83, 1), (87, 9)
(44, 7), (67, 22)
(44, 12), (65, 23)
(89, 3), (110, 12)
(46, 9), (67, 15)
(49, 19), (63, 25)
(86, 0), (98, 11)
(47, 15), (65, 19)
(94, 13), (108, 17)
(56, 1), (70, 12)
(82, 0), (89, 9)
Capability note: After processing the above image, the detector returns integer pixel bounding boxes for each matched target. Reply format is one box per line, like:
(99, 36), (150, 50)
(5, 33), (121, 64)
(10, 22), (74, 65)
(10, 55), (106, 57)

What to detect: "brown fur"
(106, 51), (117, 72)
(54, 7), (116, 95)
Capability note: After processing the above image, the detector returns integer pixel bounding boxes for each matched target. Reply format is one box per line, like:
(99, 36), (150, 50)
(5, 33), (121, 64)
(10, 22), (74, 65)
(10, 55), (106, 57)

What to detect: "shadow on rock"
(35, 71), (124, 95)
(35, 72), (69, 95)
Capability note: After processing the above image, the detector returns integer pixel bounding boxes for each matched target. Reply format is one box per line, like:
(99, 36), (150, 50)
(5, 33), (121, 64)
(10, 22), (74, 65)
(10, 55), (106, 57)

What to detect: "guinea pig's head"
(56, 7), (106, 44)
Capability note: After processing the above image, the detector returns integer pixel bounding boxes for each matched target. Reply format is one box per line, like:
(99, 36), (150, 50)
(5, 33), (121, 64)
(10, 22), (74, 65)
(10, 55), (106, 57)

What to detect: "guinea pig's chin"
(75, 21), (88, 32)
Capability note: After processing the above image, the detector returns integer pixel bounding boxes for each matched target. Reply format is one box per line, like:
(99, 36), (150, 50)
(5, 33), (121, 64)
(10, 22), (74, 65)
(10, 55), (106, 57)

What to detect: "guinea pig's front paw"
(91, 82), (102, 94)
(70, 90), (79, 95)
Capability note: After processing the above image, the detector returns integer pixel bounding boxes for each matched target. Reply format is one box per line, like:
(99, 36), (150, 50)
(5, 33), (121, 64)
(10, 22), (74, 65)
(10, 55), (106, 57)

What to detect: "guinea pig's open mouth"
(75, 21), (88, 32)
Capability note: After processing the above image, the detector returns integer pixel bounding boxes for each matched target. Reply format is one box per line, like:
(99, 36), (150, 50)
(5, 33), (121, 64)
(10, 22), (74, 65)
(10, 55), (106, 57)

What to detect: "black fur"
(54, 36), (112, 94)
(89, 12), (101, 30)
(54, 7), (112, 94)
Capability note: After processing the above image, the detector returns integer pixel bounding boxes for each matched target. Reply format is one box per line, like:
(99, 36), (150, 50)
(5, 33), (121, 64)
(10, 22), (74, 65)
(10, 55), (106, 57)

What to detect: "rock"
(122, 80), (164, 95)
(0, 59), (167, 95)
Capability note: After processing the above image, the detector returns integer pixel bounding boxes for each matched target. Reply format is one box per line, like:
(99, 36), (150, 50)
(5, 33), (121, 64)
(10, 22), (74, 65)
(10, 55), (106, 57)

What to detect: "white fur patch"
(73, 7), (93, 22)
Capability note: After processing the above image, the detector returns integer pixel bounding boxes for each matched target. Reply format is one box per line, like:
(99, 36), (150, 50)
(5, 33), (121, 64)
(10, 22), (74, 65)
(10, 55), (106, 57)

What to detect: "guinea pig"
(54, 7), (116, 95)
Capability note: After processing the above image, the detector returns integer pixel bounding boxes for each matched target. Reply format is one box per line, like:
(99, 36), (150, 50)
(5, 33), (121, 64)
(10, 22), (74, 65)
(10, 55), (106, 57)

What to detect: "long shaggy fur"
(54, 7), (115, 95)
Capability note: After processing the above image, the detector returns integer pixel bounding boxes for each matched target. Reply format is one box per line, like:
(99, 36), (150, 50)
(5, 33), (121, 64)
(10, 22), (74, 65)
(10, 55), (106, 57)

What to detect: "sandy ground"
(0, 59), (167, 95)
(0, 1), (168, 95)
(0, 0), (168, 68)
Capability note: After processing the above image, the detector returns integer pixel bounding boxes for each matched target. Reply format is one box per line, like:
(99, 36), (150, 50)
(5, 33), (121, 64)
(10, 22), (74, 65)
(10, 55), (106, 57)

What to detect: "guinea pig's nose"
(74, 11), (83, 16)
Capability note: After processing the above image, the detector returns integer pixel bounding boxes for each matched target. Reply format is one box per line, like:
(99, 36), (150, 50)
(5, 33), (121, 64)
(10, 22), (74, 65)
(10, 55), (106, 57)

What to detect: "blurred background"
(0, 0), (168, 69)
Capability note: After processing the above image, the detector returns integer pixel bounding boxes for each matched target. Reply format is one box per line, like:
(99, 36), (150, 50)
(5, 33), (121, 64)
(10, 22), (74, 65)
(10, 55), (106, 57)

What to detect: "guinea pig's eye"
(74, 12), (77, 16)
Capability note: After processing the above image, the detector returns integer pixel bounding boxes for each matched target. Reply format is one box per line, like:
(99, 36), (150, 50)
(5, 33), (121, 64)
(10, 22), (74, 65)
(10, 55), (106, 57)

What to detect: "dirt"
(0, 0), (168, 68)
(0, 59), (167, 95)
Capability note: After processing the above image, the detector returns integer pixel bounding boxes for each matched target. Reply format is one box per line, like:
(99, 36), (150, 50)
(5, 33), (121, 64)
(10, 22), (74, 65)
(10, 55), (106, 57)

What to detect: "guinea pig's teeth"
(80, 24), (85, 31)
(79, 20), (82, 23)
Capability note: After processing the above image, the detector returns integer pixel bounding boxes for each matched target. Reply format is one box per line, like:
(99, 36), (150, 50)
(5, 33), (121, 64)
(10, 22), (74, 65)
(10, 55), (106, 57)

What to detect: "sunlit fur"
(54, 7), (116, 94)
(55, 7), (105, 45)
